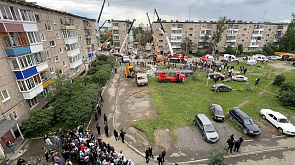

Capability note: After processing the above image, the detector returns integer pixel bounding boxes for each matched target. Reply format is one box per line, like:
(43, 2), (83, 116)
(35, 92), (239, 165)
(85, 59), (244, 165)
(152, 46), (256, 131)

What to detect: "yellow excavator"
(125, 66), (136, 78)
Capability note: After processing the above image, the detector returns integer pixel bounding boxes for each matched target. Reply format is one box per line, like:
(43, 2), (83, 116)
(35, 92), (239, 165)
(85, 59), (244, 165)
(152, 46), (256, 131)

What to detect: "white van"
(223, 54), (236, 62)
(122, 56), (131, 63)
(252, 54), (268, 62)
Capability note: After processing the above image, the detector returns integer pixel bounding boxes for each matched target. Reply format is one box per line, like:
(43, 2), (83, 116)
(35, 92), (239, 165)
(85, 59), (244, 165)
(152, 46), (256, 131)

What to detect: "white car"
(260, 109), (295, 135)
(232, 75), (248, 82)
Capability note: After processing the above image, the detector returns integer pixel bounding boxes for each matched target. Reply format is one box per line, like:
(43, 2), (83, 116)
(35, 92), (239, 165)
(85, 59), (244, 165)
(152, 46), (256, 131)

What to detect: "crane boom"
(119, 19), (136, 54)
(97, 0), (106, 24)
(101, 36), (112, 48)
(146, 12), (159, 55)
(154, 9), (173, 56)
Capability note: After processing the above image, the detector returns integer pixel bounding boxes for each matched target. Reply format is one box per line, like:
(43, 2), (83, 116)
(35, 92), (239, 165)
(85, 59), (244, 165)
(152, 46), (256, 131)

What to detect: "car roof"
(214, 105), (223, 111)
(232, 108), (251, 118)
(213, 83), (230, 88)
(197, 114), (212, 125)
(137, 73), (146, 77)
(262, 109), (286, 118)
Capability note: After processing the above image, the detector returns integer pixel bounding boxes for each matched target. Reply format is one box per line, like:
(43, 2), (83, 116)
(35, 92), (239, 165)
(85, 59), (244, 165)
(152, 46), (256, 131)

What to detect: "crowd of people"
(227, 134), (244, 153)
(40, 126), (134, 165)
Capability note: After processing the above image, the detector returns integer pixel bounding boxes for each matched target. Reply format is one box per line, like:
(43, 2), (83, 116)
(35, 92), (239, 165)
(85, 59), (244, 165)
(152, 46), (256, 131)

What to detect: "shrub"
(208, 149), (228, 165)
(273, 74), (286, 86)
(194, 50), (204, 57)
(280, 82), (295, 93)
(279, 90), (295, 108)
(135, 55), (140, 59)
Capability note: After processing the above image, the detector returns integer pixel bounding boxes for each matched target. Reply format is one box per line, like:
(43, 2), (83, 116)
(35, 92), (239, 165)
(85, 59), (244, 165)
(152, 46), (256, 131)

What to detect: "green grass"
(132, 61), (295, 142)
(0, 160), (5, 165)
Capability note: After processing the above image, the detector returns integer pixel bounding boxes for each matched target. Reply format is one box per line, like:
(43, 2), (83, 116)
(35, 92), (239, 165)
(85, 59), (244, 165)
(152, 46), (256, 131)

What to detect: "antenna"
(262, 9), (266, 22)
(240, 11), (243, 20)
(189, 6), (191, 21)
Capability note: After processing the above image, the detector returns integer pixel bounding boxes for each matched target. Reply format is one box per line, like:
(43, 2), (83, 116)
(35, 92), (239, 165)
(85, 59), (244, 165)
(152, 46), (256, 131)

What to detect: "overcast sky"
(27, 0), (294, 27)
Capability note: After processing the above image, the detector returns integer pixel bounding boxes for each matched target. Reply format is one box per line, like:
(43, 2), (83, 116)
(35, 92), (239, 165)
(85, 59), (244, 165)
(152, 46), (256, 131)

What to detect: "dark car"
(193, 114), (219, 143)
(207, 73), (225, 80)
(211, 84), (232, 92)
(229, 107), (260, 135)
(209, 104), (225, 121)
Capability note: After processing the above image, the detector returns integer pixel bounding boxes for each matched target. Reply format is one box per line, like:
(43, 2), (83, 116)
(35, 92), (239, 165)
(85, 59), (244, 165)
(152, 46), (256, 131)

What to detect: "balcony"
(67, 48), (80, 57)
(21, 84), (43, 99)
(70, 59), (82, 68)
(42, 78), (53, 89)
(14, 67), (38, 80)
(64, 37), (78, 45)
(84, 26), (91, 30)
(249, 44), (259, 48)
(252, 33), (263, 37)
(226, 39), (236, 43)
(36, 62), (48, 72)
(171, 33), (182, 37)
(5, 46), (31, 56)
(30, 43), (43, 53)
(61, 25), (76, 30)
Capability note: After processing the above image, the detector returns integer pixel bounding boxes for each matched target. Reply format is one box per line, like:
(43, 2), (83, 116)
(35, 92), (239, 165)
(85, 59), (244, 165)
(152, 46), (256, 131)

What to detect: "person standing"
(148, 145), (154, 159)
(113, 129), (119, 141)
(239, 136), (244, 144)
(100, 93), (104, 102)
(96, 123), (101, 135)
(94, 110), (98, 121)
(6, 141), (15, 153)
(104, 124), (109, 137)
(145, 149), (150, 163)
(54, 153), (61, 165)
(53, 135), (61, 149)
(227, 134), (235, 153)
(97, 104), (101, 116)
(44, 148), (49, 162)
(103, 114), (107, 124)
(233, 139), (241, 152)
(157, 154), (163, 165)
(62, 150), (70, 163)
(44, 135), (53, 146)
(243, 68), (247, 74)
(120, 129), (126, 143)
(114, 67), (117, 74)
(161, 148), (166, 162)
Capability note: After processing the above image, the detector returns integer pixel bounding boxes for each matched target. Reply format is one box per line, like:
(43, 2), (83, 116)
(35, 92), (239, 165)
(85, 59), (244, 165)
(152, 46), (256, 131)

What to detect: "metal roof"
(0, 120), (18, 138)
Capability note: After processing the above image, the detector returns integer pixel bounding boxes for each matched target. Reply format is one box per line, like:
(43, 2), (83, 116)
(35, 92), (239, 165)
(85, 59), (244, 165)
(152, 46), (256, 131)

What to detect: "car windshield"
(278, 118), (289, 123)
(204, 124), (215, 133)
(215, 110), (224, 115)
(244, 118), (254, 125)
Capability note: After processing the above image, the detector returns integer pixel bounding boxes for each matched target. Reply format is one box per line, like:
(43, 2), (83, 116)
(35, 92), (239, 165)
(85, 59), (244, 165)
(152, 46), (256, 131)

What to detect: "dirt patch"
(238, 100), (250, 107)
(154, 128), (175, 150)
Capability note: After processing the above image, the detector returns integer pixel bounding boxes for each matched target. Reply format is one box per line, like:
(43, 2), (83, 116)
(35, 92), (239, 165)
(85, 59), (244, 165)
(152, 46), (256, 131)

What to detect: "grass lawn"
(132, 61), (295, 142)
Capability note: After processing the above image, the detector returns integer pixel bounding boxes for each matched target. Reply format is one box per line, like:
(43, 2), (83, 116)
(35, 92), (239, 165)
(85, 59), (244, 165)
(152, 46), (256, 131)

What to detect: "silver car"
(232, 75), (248, 82)
(194, 114), (219, 143)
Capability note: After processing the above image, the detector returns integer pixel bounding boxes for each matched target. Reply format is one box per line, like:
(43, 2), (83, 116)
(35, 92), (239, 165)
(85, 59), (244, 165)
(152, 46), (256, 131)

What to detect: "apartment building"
(111, 19), (133, 53)
(0, 0), (98, 123)
(152, 20), (288, 54)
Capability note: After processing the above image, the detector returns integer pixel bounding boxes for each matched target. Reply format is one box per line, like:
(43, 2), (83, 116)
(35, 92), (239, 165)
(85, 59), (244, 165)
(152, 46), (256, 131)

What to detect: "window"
(59, 47), (63, 53)
(63, 61), (66, 66)
(50, 41), (56, 47)
(59, 69), (63, 75)
(189, 34), (192, 36)
(65, 42), (79, 51)
(40, 33), (46, 41)
(0, 5), (22, 21)
(80, 36), (82, 40)
(159, 40), (163, 42)
(9, 111), (18, 120)
(27, 32), (40, 44)
(52, 17), (56, 24)
(44, 51), (50, 59)
(45, 24), (52, 31)
(20, 9), (35, 21)
(56, 33), (60, 39)
(27, 97), (38, 109)
(189, 28), (193, 30)
(50, 67), (54, 74)
(113, 23), (119, 26)
(77, 26), (80, 30)
(81, 46), (84, 50)
(35, 14), (40, 23)
(54, 56), (60, 62)
(0, 90), (10, 102)
(113, 36), (119, 40)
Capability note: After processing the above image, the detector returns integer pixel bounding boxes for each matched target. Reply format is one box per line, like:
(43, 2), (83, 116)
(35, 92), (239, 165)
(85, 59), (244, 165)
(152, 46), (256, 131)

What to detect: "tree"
(238, 44), (243, 55)
(208, 149), (228, 165)
(278, 13), (295, 52)
(263, 45), (274, 56)
(225, 45), (235, 54)
(194, 50), (204, 57)
(181, 37), (194, 54)
(273, 74), (286, 86)
(211, 16), (228, 56)
(279, 82), (295, 108)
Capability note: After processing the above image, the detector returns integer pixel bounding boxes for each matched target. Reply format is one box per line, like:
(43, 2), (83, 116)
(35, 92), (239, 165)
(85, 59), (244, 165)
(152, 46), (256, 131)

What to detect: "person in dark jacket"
(96, 123), (101, 135)
(148, 145), (154, 158)
(113, 129), (119, 141)
(227, 134), (235, 153)
(233, 139), (241, 152)
(157, 154), (163, 165)
(145, 149), (150, 163)
(120, 129), (126, 143)
(94, 110), (98, 121)
(161, 148), (166, 162)
(104, 124), (109, 137)
(104, 114), (107, 124)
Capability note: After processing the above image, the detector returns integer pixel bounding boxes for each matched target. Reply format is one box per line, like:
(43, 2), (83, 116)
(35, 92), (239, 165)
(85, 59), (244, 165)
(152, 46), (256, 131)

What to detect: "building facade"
(152, 20), (288, 54)
(0, 0), (98, 123)
(111, 20), (133, 53)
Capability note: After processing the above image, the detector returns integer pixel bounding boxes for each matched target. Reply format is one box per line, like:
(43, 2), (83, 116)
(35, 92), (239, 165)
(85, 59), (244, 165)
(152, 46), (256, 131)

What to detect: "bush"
(208, 149), (228, 165)
(279, 90), (295, 107)
(273, 74), (286, 86)
(135, 55), (140, 59)
(194, 50), (204, 57)
(280, 82), (295, 93)
(22, 109), (55, 135)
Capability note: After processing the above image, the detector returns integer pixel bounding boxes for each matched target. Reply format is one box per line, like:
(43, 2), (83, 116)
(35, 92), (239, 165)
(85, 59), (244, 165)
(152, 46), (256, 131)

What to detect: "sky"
(27, 0), (295, 27)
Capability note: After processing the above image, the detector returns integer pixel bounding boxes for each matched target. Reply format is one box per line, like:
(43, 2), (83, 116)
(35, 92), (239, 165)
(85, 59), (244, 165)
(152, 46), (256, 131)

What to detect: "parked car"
(207, 73), (225, 80)
(268, 56), (277, 61)
(243, 56), (251, 60)
(253, 54), (268, 62)
(193, 114), (219, 143)
(232, 75), (248, 82)
(211, 84), (232, 92)
(247, 60), (257, 66)
(229, 107), (260, 135)
(209, 104), (225, 121)
(260, 109), (295, 135)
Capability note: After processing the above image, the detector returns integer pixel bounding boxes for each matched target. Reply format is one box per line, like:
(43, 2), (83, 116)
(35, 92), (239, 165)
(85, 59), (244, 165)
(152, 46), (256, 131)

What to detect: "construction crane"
(138, 31), (144, 46)
(119, 19), (136, 54)
(146, 12), (159, 55)
(154, 9), (173, 57)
